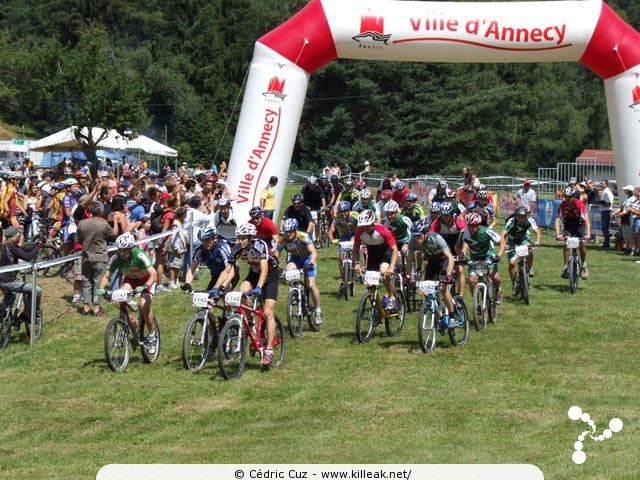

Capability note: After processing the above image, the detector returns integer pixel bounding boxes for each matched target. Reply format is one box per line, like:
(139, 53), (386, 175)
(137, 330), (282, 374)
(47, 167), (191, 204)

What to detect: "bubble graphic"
(603, 429), (612, 439)
(572, 450), (587, 465)
(574, 441), (583, 451)
(568, 406), (582, 420)
(609, 418), (623, 433)
(568, 406), (623, 465)
(581, 413), (590, 422)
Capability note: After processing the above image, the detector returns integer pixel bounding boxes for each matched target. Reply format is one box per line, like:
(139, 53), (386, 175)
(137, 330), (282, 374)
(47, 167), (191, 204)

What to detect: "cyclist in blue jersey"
(276, 218), (323, 324)
(181, 226), (236, 293)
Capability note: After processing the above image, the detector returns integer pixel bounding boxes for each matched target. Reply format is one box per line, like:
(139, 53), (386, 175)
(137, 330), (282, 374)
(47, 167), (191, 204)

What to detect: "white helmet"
(63, 178), (78, 186)
(235, 223), (257, 237)
(384, 200), (400, 213)
(360, 188), (372, 200)
(115, 232), (136, 249)
(357, 210), (376, 226)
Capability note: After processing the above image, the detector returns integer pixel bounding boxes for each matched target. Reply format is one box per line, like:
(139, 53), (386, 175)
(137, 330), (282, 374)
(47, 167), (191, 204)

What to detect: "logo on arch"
(263, 76), (287, 101)
(352, 14), (392, 47)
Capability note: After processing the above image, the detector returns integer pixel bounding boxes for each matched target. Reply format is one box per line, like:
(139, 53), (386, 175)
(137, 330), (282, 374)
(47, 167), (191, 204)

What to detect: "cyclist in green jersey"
(333, 179), (361, 217)
(501, 206), (541, 293)
(458, 213), (506, 304)
(98, 232), (159, 354)
(401, 193), (426, 223)
(381, 200), (413, 254)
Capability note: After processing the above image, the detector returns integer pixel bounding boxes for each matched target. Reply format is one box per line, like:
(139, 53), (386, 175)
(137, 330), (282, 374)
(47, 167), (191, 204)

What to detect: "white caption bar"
(97, 464), (543, 480)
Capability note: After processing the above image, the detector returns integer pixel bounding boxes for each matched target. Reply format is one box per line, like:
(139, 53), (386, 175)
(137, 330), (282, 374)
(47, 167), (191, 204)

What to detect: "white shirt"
(184, 208), (214, 242)
(600, 187), (614, 212)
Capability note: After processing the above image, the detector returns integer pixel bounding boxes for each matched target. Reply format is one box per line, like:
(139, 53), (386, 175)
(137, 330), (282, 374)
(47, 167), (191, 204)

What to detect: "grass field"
(1, 207), (638, 480)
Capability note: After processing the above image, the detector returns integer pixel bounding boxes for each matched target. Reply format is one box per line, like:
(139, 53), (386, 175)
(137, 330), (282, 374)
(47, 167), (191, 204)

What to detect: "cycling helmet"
(406, 192), (418, 202)
(476, 183), (487, 191)
(235, 223), (257, 237)
(337, 201), (351, 212)
(380, 190), (392, 200)
(343, 178), (354, 187)
(283, 218), (299, 232)
(440, 202), (455, 216)
(564, 186), (576, 197)
(123, 169), (136, 179)
(466, 213), (483, 225)
(384, 200), (400, 213)
(515, 206), (529, 216)
(360, 188), (372, 200)
(438, 179), (448, 189)
(115, 232), (136, 249)
(52, 182), (64, 190)
(446, 189), (456, 199)
(319, 173), (329, 181)
(395, 180), (406, 190)
(63, 178), (78, 187)
(357, 209), (376, 226)
(429, 201), (442, 213)
(74, 170), (87, 179)
(249, 206), (263, 219)
(330, 174), (339, 182)
(411, 217), (431, 235)
(291, 193), (304, 204)
(198, 226), (217, 240)
(218, 198), (232, 208)
(476, 189), (488, 199)
(307, 175), (318, 185)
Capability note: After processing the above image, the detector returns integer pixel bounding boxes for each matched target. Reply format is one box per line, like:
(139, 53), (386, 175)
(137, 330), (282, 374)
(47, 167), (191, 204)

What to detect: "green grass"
(1, 217), (638, 479)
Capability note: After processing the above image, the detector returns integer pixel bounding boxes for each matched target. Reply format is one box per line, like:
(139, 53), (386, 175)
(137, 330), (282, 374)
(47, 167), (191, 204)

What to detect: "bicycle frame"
(224, 292), (266, 355)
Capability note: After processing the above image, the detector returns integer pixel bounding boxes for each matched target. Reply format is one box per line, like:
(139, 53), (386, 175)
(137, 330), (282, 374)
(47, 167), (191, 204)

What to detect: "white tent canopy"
(29, 126), (178, 157)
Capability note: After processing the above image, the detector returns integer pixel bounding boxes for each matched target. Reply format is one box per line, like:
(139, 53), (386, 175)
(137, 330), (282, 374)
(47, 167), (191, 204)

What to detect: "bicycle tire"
(385, 289), (406, 336)
(261, 316), (285, 368)
(519, 263), (530, 305)
(487, 283), (497, 324)
(286, 289), (303, 338)
(217, 318), (246, 379)
(341, 263), (350, 300)
(306, 292), (320, 332)
(104, 318), (130, 372)
(24, 306), (43, 341)
(140, 316), (161, 363)
(449, 296), (469, 347)
(181, 313), (209, 371)
(0, 308), (12, 349)
(417, 300), (436, 353)
(356, 293), (376, 343)
(472, 283), (487, 331)
(569, 256), (579, 294)
(38, 244), (62, 277)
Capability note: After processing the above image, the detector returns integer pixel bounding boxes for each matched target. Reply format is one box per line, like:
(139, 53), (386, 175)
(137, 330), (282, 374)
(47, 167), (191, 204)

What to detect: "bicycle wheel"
(472, 283), (487, 331)
(181, 313), (210, 371)
(0, 308), (12, 349)
(356, 293), (376, 343)
(286, 289), (304, 338)
(340, 263), (350, 300)
(406, 281), (418, 313)
(217, 319), (246, 379)
(449, 296), (469, 347)
(570, 256), (579, 294)
(385, 289), (406, 336)
(417, 300), (436, 353)
(140, 316), (161, 363)
(306, 292), (320, 332)
(261, 316), (285, 368)
(322, 225), (330, 249)
(104, 318), (130, 372)
(519, 264), (530, 305)
(24, 306), (43, 341)
(487, 283), (497, 324)
(38, 244), (62, 277)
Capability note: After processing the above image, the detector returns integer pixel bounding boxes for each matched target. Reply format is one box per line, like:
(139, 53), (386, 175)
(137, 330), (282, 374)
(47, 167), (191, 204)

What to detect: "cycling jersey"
(336, 189), (360, 209)
(282, 204), (313, 232)
(277, 231), (313, 258)
(428, 190), (448, 204)
(193, 240), (233, 275)
(233, 238), (278, 274)
(319, 182), (334, 204)
(108, 248), (154, 281)
(391, 189), (411, 206)
(408, 232), (450, 258)
(401, 204), (426, 223)
(332, 212), (359, 239)
(458, 225), (501, 259)
(353, 223), (396, 270)
(557, 199), (587, 225)
(465, 201), (495, 226)
(382, 214), (413, 245)
(213, 210), (237, 241)
(301, 185), (325, 210)
(251, 217), (278, 247)
(430, 216), (466, 249)
(352, 199), (380, 215)
(504, 216), (537, 244)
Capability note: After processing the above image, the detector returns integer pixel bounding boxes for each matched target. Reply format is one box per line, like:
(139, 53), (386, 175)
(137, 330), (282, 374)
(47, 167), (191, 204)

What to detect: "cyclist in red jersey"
(430, 201), (467, 296)
(353, 210), (399, 310)
(248, 206), (280, 254)
(555, 186), (591, 279)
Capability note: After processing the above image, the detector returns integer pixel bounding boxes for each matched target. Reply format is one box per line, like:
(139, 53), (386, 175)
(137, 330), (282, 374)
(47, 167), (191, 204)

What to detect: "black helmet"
(515, 206), (529, 216)
(291, 193), (304, 204)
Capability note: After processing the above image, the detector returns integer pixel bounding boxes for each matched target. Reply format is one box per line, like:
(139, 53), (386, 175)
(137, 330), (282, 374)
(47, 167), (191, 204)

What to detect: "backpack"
(149, 204), (165, 234)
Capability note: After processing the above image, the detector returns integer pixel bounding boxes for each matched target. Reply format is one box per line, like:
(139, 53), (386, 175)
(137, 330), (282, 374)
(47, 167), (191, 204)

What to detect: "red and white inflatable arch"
(226, 0), (640, 221)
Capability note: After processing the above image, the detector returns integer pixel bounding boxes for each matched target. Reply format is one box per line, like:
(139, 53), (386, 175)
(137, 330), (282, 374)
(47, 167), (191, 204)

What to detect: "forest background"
(0, 0), (639, 177)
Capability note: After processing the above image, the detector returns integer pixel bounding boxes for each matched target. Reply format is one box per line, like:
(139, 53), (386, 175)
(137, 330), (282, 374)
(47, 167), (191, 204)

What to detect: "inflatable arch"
(226, 0), (640, 221)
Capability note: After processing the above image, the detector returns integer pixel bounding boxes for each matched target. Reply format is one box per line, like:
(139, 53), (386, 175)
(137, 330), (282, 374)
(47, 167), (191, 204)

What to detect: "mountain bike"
(35, 218), (74, 282)
(510, 244), (534, 304)
(466, 257), (499, 331)
(284, 268), (319, 337)
(217, 291), (285, 379)
(564, 237), (582, 294)
(338, 240), (356, 300)
(103, 289), (161, 372)
(317, 208), (330, 249)
(356, 270), (406, 343)
(0, 272), (43, 348)
(393, 250), (416, 313)
(416, 280), (469, 353)
(181, 290), (227, 372)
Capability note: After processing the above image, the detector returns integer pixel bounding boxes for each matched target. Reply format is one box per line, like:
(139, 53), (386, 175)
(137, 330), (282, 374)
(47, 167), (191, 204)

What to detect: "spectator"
(514, 179), (537, 218)
(260, 176), (279, 220)
(612, 185), (634, 253)
(598, 179), (614, 248)
(168, 206), (188, 289)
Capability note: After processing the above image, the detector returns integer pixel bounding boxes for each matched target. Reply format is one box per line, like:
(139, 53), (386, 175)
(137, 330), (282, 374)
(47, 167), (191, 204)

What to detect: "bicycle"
(36, 218), (74, 282)
(465, 257), (499, 331)
(284, 268), (319, 337)
(0, 271), (43, 348)
(510, 244), (534, 304)
(216, 291), (285, 379)
(393, 250), (415, 313)
(181, 290), (227, 372)
(416, 279), (469, 353)
(337, 240), (356, 300)
(355, 270), (406, 343)
(563, 237), (583, 294)
(317, 208), (330, 249)
(102, 289), (161, 372)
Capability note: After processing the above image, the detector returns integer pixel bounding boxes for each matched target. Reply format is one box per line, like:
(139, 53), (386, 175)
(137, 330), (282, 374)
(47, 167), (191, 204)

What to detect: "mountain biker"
(233, 222), (280, 368)
(276, 218), (323, 324)
(182, 226), (236, 293)
(430, 201), (467, 296)
(502, 206), (541, 294)
(401, 193), (426, 223)
(98, 232), (159, 354)
(353, 209), (399, 311)
(457, 212), (506, 304)
(555, 186), (591, 280)
(381, 200), (413, 255)
(329, 200), (359, 292)
(406, 218), (459, 328)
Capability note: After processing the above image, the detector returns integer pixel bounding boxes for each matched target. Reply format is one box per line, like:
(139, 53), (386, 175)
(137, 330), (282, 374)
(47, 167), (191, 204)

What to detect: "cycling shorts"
(287, 254), (317, 278)
(366, 245), (393, 271)
(244, 268), (279, 301)
(563, 224), (586, 239)
(122, 277), (157, 295)
(424, 256), (449, 281)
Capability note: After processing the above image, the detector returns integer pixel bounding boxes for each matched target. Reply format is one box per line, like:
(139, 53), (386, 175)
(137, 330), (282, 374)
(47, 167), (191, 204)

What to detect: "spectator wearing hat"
(612, 185), (635, 253)
(0, 226), (41, 323)
(260, 176), (279, 220)
(359, 160), (372, 186)
(514, 179), (537, 219)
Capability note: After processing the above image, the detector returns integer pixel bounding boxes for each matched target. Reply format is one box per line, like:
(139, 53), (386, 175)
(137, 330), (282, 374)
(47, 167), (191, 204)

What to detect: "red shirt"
(557, 199), (587, 223)
(251, 217), (278, 244)
(391, 189), (411, 207)
(353, 224), (396, 252)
